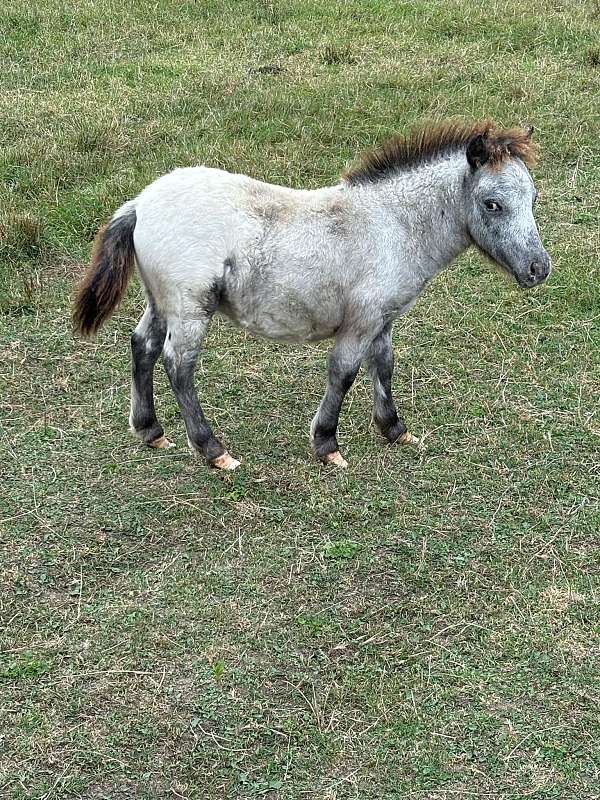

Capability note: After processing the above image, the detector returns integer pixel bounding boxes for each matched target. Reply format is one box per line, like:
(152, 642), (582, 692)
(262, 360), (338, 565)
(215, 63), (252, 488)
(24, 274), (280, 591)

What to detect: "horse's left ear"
(525, 125), (534, 139)
(466, 133), (489, 170)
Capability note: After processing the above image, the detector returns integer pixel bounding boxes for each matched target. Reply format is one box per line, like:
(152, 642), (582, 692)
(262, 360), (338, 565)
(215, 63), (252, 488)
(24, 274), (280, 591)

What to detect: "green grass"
(1, 1), (599, 797)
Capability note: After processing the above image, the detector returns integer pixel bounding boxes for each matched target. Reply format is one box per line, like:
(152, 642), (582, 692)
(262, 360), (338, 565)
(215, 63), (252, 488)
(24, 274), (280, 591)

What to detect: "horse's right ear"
(466, 134), (489, 170)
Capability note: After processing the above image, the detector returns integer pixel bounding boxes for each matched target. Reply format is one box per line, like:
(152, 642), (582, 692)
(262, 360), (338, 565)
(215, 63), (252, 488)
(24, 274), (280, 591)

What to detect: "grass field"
(1, 1), (599, 797)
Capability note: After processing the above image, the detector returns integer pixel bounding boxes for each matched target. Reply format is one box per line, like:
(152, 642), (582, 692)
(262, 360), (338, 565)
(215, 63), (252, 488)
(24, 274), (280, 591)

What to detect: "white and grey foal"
(74, 120), (551, 470)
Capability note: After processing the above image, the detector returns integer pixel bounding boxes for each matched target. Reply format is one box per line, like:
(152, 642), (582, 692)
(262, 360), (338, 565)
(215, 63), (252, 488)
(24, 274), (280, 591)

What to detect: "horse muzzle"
(514, 254), (552, 288)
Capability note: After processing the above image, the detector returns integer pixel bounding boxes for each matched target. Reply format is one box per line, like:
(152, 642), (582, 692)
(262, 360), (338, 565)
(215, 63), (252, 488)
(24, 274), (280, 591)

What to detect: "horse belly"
(220, 286), (342, 343)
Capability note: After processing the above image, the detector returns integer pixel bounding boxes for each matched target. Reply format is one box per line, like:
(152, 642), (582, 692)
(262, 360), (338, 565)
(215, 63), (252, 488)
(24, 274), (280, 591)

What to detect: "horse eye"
(484, 199), (502, 212)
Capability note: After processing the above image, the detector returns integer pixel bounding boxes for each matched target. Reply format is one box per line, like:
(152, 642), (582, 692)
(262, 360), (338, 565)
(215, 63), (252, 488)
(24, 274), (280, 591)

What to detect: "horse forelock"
(343, 119), (538, 185)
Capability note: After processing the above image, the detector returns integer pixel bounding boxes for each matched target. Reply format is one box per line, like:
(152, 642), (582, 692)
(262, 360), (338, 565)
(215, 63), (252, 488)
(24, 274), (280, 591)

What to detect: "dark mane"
(343, 119), (538, 185)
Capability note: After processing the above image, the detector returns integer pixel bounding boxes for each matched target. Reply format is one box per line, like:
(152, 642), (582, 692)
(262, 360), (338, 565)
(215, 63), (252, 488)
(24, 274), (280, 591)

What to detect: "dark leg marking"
(366, 324), (407, 443)
(311, 340), (363, 461)
(130, 304), (167, 444)
(162, 318), (226, 464)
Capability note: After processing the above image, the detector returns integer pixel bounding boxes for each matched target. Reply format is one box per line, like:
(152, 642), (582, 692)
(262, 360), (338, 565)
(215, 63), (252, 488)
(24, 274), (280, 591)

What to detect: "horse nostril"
(528, 259), (550, 283)
(529, 260), (549, 278)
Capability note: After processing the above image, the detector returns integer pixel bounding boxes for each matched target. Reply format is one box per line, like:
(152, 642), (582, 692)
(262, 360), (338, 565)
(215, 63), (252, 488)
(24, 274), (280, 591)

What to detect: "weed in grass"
(584, 45), (600, 65)
(321, 43), (356, 65)
(324, 539), (360, 559)
(0, 213), (42, 259)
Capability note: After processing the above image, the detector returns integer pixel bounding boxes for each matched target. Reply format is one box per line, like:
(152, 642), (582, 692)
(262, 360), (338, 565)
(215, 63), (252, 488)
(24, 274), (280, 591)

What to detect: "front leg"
(366, 323), (418, 446)
(311, 336), (365, 467)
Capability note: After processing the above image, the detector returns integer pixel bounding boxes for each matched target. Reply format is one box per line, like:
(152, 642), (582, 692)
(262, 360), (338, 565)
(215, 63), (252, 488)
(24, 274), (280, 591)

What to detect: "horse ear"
(466, 133), (489, 170)
(525, 124), (534, 139)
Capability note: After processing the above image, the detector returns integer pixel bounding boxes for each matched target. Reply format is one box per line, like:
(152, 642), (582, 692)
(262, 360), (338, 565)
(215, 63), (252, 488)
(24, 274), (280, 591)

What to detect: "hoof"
(148, 435), (175, 449)
(323, 451), (348, 469)
(211, 452), (241, 471)
(396, 431), (419, 446)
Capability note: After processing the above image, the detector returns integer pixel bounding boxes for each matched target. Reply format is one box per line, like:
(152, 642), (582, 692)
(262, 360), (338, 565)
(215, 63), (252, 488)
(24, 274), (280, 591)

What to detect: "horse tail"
(73, 203), (137, 338)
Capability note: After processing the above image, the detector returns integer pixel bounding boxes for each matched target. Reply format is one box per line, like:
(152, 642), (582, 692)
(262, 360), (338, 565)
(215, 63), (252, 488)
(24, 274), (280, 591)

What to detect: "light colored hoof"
(324, 451), (348, 469)
(149, 435), (175, 449)
(397, 431), (419, 446)
(212, 452), (241, 471)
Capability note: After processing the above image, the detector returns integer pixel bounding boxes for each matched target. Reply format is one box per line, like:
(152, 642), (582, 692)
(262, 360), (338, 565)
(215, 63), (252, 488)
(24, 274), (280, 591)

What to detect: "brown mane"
(343, 119), (538, 185)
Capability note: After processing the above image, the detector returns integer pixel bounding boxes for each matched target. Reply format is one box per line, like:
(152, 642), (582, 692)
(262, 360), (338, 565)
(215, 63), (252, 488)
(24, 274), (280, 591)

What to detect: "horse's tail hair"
(73, 203), (137, 338)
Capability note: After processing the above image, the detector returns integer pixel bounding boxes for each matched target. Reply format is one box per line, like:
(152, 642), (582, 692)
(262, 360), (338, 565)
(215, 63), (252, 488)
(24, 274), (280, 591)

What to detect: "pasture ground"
(1, 1), (599, 798)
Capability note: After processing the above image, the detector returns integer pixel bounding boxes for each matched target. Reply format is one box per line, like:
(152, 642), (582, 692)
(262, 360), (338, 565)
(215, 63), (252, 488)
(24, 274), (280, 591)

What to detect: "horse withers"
(73, 120), (551, 470)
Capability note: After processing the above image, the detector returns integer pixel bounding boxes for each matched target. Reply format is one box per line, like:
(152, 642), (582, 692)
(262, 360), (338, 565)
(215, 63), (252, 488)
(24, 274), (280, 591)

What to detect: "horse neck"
(350, 155), (471, 280)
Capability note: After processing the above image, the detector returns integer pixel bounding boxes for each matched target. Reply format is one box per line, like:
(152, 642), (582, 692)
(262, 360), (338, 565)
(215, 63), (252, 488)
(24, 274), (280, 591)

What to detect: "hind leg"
(163, 316), (239, 470)
(129, 303), (171, 447)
